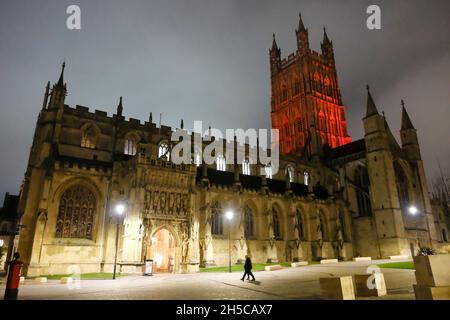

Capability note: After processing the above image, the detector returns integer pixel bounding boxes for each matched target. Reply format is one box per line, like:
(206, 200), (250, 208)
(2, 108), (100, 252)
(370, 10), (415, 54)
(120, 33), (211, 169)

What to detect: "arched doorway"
(149, 228), (176, 273)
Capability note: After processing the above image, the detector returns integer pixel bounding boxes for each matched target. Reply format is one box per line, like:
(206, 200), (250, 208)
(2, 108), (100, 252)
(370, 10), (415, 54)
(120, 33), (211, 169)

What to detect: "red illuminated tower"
(270, 14), (351, 156)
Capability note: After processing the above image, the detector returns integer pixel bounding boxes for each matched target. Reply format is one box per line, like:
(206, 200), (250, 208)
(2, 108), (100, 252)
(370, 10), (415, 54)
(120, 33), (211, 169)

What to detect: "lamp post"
(113, 203), (126, 280)
(225, 210), (234, 273)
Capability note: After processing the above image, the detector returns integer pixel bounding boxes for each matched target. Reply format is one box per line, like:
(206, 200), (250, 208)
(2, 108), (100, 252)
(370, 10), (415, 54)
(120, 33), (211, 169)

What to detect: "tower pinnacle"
(366, 85), (379, 117)
(401, 99), (415, 130)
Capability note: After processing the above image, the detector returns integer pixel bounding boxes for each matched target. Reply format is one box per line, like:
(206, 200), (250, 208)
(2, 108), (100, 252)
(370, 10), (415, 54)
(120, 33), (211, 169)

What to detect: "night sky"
(1, 0), (449, 197)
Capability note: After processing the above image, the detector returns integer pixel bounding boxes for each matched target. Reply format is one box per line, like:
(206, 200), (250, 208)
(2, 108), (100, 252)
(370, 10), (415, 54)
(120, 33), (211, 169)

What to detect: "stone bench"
(35, 277), (47, 283)
(389, 255), (409, 260)
(320, 259), (339, 264)
(353, 273), (387, 297)
(353, 257), (372, 262)
(264, 265), (282, 271)
(319, 276), (355, 300)
(291, 261), (308, 267)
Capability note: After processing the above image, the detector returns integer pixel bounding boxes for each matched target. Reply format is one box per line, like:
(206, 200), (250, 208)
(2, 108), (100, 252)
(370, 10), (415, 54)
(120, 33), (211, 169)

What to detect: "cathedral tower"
(270, 14), (351, 156)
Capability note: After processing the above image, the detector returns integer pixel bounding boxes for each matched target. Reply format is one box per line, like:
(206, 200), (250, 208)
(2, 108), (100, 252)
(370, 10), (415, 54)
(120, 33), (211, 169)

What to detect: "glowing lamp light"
(0, 239), (4, 247)
(408, 205), (419, 215)
(115, 203), (126, 216)
(225, 210), (234, 221)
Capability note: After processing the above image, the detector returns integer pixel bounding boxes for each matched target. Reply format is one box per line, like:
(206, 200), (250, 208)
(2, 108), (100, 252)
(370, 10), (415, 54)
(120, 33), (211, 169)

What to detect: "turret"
(321, 26), (334, 60)
(400, 99), (421, 160)
(269, 33), (281, 75)
(47, 62), (67, 110)
(296, 12), (309, 53)
(117, 96), (123, 116)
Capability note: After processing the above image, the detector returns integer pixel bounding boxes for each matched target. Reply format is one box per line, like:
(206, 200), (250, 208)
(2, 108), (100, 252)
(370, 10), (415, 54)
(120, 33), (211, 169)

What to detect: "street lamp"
(408, 205), (419, 215)
(113, 203), (126, 280)
(225, 210), (234, 273)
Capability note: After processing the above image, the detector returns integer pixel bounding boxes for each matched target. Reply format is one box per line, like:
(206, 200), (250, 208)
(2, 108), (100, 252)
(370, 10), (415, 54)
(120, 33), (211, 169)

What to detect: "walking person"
(240, 255), (255, 281)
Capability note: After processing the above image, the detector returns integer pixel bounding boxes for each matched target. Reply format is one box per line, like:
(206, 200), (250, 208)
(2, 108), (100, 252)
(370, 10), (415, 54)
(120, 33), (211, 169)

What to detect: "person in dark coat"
(241, 256), (255, 281)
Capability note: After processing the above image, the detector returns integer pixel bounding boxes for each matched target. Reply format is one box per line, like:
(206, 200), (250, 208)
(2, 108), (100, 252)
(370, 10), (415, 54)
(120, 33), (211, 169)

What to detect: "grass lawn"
(28, 273), (129, 280)
(377, 261), (415, 270)
(200, 262), (293, 273)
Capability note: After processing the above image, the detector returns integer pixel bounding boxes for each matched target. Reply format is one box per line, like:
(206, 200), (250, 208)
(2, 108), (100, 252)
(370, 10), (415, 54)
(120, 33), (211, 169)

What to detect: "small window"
(242, 159), (251, 175)
(265, 164), (273, 179)
(216, 154), (226, 171)
(158, 142), (170, 160)
(244, 205), (254, 238)
(272, 207), (281, 240)
(286, 165), (295, 183)
(194, 149), (201, 167)
(304, 170), (310, 186)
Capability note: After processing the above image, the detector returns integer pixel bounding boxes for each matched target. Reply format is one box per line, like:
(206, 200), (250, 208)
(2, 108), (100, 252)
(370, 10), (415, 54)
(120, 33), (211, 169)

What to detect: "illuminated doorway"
(150, 228), (176, 273)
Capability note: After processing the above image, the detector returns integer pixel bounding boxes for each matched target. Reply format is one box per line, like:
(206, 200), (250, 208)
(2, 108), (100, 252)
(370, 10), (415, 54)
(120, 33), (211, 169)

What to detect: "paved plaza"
(0, 259), (416, 300)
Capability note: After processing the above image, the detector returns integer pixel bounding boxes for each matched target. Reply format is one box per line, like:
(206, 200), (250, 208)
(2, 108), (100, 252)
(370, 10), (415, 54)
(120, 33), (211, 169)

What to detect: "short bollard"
(4, 252), (24, 300)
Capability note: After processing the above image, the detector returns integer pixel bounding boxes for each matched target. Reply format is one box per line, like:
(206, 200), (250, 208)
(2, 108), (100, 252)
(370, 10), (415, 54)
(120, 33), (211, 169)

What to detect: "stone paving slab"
(0, 259), (416, 300)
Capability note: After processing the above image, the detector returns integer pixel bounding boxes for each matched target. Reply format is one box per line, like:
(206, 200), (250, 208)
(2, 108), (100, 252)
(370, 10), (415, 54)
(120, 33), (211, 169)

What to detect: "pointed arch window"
(124, 136), (137, 156)
(55, 185), (95, 239)
(317, 212), (327, 241)
(354, 166), (372, 216)
(296, 209), (305, 240)
(244, 205), (254, 239)
(158, 141), (170, 161)
(216, 154), (226, 171)
(211, 202), (223, 235)
(281, 84), (288, 102)
(272, 207), (281, 240)
(338, 207), (347, 241)
(292, 78), (300, 96)
(394, 162), (410, 214)
(81, 125), (97, 149)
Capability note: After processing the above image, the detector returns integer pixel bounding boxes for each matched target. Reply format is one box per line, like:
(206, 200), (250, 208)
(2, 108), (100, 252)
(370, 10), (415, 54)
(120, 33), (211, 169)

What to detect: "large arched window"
(242, 159), (251, 175)
(244, 205), (254, 238)
(286, 165), (295, 183)
(272, 206), (281, 240)
(216, 154), (226, 171)
(158, 141), (170, 160)
(55, 185), (96, 239)
(296, 209), (305, 240)
(394, 162), (409, 214)
(211, 202), (223, 235)
(81, 125), (97, 149)
(124, 135), (137, 156)
(354, 166), (372, 216)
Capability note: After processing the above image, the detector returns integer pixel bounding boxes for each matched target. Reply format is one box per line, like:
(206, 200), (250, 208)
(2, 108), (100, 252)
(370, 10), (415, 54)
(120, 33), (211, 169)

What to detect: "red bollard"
(4, 252), (23, 300)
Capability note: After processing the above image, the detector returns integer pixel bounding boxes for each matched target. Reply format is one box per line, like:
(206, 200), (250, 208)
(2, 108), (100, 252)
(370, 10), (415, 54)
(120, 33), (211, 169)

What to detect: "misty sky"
(0, 0), (449, 197)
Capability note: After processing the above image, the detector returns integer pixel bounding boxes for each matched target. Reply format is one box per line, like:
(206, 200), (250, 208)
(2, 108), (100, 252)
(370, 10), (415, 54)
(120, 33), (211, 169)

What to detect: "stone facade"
(14, 16), (448, 277)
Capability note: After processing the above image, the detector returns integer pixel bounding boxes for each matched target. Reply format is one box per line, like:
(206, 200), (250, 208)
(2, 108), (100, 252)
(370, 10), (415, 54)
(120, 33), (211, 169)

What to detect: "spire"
(271, 33), (279, 51)
(57, 61), (65, 87)
(180, 119), (184, 129)
(117, 96), (123, 116)
(298, 12), (307, 32)
(149, 112), (153, 123)
(322, 26), (331, 44)
(366, 85), (379, 117)
(401, 99), (415, 130)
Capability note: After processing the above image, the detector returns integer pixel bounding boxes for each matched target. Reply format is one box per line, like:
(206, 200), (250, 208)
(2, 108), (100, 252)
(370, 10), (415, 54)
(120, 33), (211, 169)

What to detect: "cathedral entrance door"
(150, 228), (176, 273)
